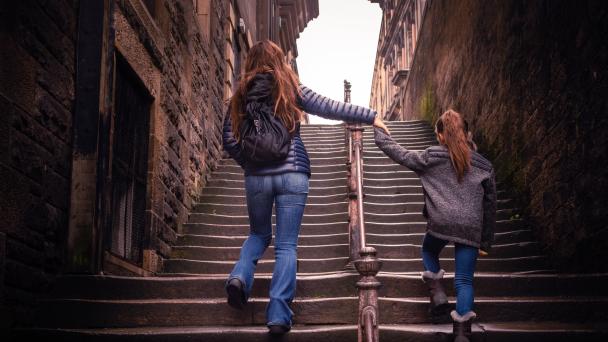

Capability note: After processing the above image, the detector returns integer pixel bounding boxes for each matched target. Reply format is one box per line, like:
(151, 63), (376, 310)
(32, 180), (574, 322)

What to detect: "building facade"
(369, 0), (608, 271)
(368, 0), (427, 120)
(0, 0), (317, 330)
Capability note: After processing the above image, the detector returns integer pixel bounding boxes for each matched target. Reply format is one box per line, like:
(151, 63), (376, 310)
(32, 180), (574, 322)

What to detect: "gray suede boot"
(421, 269), (450, 315)
(451, 310), (476, 342)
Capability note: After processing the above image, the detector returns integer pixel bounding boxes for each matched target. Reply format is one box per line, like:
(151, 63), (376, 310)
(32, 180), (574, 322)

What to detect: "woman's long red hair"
(229, 40), (304, 141)
(435, 109), (471, 182)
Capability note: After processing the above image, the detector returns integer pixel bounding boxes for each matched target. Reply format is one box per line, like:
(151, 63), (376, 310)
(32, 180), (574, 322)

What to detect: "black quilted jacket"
(223, 74), (377, 177)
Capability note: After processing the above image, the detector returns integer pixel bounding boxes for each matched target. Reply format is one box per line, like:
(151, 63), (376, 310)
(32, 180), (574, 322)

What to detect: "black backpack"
(239, 101), (292, 165)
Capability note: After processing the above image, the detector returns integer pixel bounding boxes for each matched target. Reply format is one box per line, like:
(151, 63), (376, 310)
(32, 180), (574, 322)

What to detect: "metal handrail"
(343, 80), (382, 342)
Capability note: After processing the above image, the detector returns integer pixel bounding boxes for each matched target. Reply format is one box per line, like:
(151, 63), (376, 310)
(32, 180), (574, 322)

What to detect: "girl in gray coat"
(374, 109), (497, 342)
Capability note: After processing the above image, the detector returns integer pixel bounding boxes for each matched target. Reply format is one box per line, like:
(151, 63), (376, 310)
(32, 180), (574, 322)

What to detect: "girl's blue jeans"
(422, 232), (478, 316)
(227, 172), (309, 327)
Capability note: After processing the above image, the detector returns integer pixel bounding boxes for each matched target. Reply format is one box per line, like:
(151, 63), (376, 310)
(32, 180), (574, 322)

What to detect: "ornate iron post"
(343, 80), (382, 341)
(345, 80), (361, 264)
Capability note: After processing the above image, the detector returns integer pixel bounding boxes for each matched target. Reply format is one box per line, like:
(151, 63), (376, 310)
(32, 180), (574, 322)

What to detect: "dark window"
(107, 53), (152, 264)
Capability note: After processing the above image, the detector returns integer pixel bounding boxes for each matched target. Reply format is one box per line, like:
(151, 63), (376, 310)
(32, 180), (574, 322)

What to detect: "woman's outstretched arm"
(299, 85), (377, 124)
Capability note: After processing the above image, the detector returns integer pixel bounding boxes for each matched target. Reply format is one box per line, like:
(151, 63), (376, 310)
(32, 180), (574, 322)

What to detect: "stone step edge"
(56, 272), (608, 282)
(40, 295), (608, 304)
(18, 321), (608, 336)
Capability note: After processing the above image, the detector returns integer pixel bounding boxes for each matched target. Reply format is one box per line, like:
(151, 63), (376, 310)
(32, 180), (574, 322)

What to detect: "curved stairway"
(20, 121), (608, 341)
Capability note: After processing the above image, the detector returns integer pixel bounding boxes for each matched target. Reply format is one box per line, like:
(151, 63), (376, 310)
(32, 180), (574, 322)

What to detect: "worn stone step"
(162, 257), (349, 274)
(177, 228), (532, 248)
(204, 177), (421, 191)
(20, 322), (608, 342)
(35, 296), (608, 328)
(170, 241), (539, 262)
(200, 184), (348, 196)
(162, 255), (550, 275)
(182, 222), (353, 236)
(186, 212), (350, 225)
(191, 201), (348, 215)
(304, 134), (435, 146)
(209, 170), (348, 181)
(196, 193), (348, 205)
(48, 273), (608, 301)
(185, 211), (431, 226)
(219, 156), (351, 166)
(181, 219), (524, 236)
(214, 162), (347, 174)
(177, 232), (349, 247)
(171, 244), (350, 261)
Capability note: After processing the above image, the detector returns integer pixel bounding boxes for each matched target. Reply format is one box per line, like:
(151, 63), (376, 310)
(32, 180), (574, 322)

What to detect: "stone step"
(200, 184), (348, 196)
(209, 170), (348, 181)
(170, 241), (540, 262)
(35, 296), (608, 328)
(178, 232), (350, 247)
(204, 177), (422, 189)
(19, 322), (608, 342)
(196, 192), (349, 205)
(185, 212), (352, 225)
(181, 219), (525, 236)
(303, 139), (433, 149)
(185, 211), (433, 225)
(192, 201), (348, 215)
(178, 229), (532, 247)
(213, 162), (347, 174)
(162, 255), (550, 274)
(48, 273), (608, 300)
(182, 222), (353, 236)
(170, 244), (350, 260)
(190, 201), (425, 216)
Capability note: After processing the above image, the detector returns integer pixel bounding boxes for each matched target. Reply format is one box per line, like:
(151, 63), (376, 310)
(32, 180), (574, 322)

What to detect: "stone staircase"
(19, 121), (608, 341)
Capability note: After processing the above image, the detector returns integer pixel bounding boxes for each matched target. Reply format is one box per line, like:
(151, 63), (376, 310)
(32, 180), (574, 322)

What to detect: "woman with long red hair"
(374, 109), (496, 342)
(222, 40), (388, 335)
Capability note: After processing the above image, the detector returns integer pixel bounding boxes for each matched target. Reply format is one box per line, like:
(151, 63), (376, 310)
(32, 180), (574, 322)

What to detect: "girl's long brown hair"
(435, 109), (471, 182)
(229, 40), (304, 141)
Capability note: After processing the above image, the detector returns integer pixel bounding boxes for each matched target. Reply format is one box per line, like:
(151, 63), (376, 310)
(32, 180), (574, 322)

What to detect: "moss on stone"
(420, 85), (438, 125)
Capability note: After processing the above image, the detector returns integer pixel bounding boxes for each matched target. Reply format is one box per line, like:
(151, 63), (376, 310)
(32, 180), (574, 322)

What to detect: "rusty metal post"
(343, 80), (382, 340)
(352, 125), (382, 342)
(344, 80), (361, 264)
(355, 246), (382, 342)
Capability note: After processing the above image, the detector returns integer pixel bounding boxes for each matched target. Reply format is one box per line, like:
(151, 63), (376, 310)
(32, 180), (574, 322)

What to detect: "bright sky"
(296, 0), (382, 124)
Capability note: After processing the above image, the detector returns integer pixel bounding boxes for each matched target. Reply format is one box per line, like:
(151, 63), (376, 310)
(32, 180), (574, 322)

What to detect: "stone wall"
(0, 0), (78, 329)
(401, 0), (608, 271)
(113, 0), (228, 261)
(0, 0), (230, 329)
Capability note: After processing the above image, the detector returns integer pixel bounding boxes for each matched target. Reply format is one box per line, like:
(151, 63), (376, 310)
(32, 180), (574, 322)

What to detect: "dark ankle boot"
(451, 310), (476, 342)
(226, 278), (247, 310)
(422, 269), (450, 315)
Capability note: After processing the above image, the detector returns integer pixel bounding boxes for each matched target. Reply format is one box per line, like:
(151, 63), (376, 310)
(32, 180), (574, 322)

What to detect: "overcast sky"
(296, 0), (382, 124)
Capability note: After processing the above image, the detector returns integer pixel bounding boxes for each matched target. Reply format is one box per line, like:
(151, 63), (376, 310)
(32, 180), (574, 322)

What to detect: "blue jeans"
(421, 232), (478, 316)
(227, 172), (309, 327)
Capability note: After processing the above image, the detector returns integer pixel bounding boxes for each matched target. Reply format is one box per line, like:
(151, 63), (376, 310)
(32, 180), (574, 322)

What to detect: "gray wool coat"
(374, 127), (497, 251)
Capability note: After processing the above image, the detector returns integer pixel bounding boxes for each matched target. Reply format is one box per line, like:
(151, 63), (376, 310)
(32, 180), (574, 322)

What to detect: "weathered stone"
(390, 0), (608, 271)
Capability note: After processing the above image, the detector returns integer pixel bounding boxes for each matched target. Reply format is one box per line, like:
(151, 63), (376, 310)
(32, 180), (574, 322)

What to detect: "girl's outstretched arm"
(373, 126), (429, 173)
